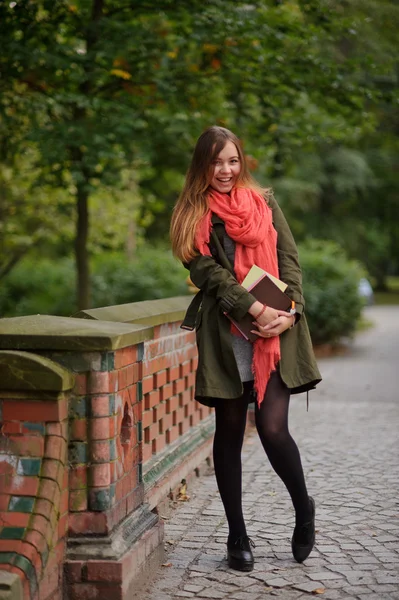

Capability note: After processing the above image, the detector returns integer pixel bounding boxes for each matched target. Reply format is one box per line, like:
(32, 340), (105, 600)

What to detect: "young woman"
(170, 126), (321, 572)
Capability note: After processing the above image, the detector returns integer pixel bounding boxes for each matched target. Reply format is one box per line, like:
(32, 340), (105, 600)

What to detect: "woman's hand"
(251, 309), (295, 338)
(248, 301), (278, 326)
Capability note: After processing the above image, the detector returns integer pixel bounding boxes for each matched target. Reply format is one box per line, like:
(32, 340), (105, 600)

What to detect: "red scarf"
(195, 187), (280, 406)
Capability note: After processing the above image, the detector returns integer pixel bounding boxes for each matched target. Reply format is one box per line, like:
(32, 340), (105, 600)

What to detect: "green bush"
(0, 248), (188, 318)
(299, 239), (364, 345)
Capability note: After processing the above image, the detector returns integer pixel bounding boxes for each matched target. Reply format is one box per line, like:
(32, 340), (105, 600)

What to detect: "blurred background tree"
(0, 0), (398, 328)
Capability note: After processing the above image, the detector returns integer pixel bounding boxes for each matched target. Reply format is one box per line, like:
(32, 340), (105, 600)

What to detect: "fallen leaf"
(312, 588), (326, 595)
(162, 562), (173, 567)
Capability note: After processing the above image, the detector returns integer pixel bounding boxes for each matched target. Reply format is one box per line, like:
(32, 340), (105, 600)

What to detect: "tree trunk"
(75, 184), (90, 310)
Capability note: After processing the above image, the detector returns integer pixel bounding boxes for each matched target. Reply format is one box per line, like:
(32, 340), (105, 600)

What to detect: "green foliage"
(0, 248), (188, 318)
(91, 248), (188, 307)
(299, 239), (364, 345)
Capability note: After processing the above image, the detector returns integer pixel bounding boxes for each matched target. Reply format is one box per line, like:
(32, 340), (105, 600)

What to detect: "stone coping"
(0, 351), (75, 392)
(0, 315), (152, 351)
(74, 295), (192, 326)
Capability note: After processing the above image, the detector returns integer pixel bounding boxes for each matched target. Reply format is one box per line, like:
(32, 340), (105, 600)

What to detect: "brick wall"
(0, 301), (214, 599)
(0, 351), (73, 600)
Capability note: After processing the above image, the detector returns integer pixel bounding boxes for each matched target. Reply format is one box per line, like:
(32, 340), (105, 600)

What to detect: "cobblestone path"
(141, 306), (399, 600)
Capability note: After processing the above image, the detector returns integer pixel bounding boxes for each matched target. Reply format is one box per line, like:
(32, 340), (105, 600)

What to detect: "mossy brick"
(8, 496), (35, 513)
(89, 488), (112, 511)
(100, 352), (115, 372)
(17, 458), (41, 476)
(69, 489), (88, 512)
(68, 442), (87, 464)
(69, 396), (88, 418)
(0, 527), (25, 540)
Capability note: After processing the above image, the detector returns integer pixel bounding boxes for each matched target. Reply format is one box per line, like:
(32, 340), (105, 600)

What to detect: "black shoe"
(227, 535), (255, 572)
(292, 497), (316, 563)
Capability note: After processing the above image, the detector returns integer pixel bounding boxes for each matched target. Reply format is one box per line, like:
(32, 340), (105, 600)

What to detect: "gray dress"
(223, 234), (254, 382)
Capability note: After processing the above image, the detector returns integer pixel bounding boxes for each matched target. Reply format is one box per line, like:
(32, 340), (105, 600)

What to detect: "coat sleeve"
(268, 194), (305, 318)
(184, 254), (257, 321)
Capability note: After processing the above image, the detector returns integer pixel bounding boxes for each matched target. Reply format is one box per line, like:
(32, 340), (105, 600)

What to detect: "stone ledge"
(0, 315), (153, 351)
(74, 295), (192, 327)
(0, 350), (75, 392)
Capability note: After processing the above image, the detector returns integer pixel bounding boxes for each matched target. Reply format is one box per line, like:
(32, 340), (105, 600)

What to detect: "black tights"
(213, 372), (311, 541)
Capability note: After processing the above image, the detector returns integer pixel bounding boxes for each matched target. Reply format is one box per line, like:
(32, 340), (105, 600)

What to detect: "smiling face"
(209, 141), (241, 194)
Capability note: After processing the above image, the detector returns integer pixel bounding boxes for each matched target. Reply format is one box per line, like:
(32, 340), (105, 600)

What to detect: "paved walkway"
(142, 306), (399, 600)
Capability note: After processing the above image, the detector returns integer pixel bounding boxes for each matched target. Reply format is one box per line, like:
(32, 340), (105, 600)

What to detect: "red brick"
(168, 365), (180, 382)
(180, 389), (192, 406)
(144, 423), (158, 444)
(90, 417), (111, 440)
(34, 498), (53, 519)
(173, 378), (185, 395)
(173, 407), (185, 426)
(179, 420), (190, 436)
(30, 513), (49, 536)
(152, 436), (166, 455)
(142, 410), (153, 429)
(166, 395), (179, 414)
(2, 399), (67, 423)
(1, 421), (22, 435)
(90, 395), (111, 417)
(179, 361), (191, 378)
(38, 478), (58, 503)
(8, 434), (44, 457)
(64, 560), (84, 584)
(68, 512), (108, 536)
(160, 382), (173, 402)
(88, 371), (118, 394)
(0, 494), (10, 511)
(114, 346), (137, 369)
(25, 529), (48, 558)
(118, 367), (128, 390)
(154, 370), (167, 389)
(6, 475), (39, 497)
(166, 425), (179, 445)
(60, 489), (69, 514)
(144, 390), (160, 411)
(142, 375), (154, 395)
(161, 413), (173, 431)
(46, 422), (68, 439)
(74, 374), (87, 394)
(58, 512), (68, 539)
(153, 403), (165, 423)
(41, 458), (61, 482)
(142, 443), (152, 463)
(90, 441), (110, 463)
(89, 463), (111, 487)
(45, 435), (67, 462)
(187, 371), (196, 387)
(87, 561), (122, 583)
(0, 511), (30, 528)
(69, 582), (122, 600)
(132, 362), (141, 384)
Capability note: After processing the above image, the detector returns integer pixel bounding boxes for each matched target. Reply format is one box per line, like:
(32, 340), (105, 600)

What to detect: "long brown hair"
(170, 126), (266, 263)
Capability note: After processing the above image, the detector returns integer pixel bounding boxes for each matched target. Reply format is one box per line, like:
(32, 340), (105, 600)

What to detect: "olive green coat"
(182, 194), (321, 403)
